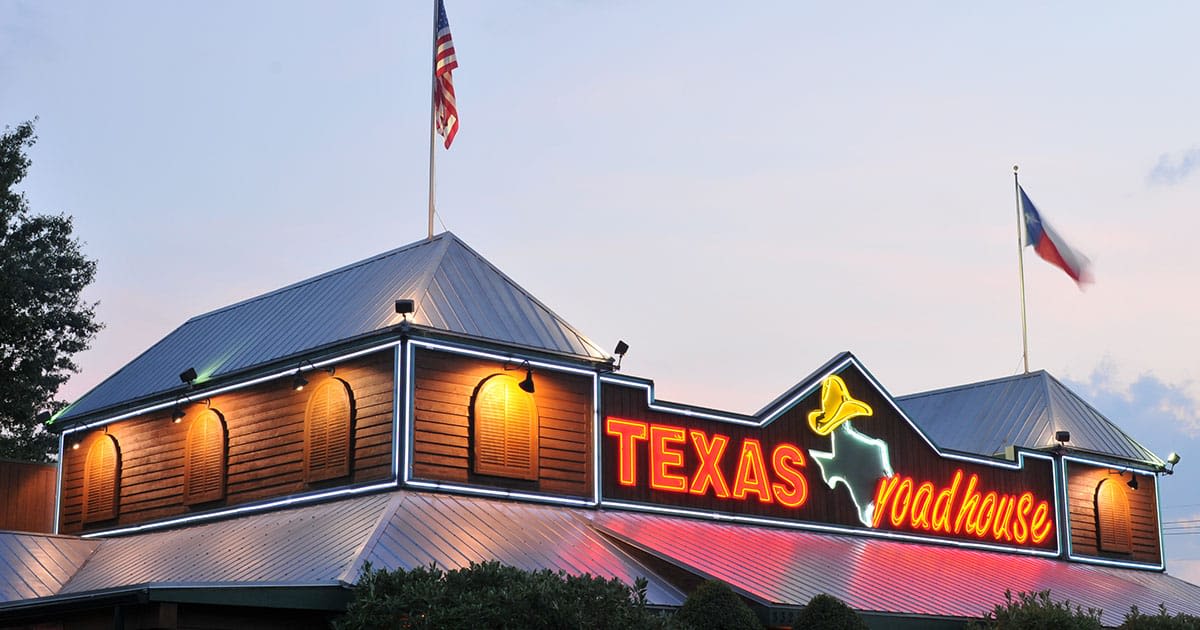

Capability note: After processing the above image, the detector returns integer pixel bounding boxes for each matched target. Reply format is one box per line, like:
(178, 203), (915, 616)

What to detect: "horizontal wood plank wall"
(58, 351), (394, 535)
(411, 348), (592, 498)
(1066, 464), (1161, 564)
(0, 460), (57, 533)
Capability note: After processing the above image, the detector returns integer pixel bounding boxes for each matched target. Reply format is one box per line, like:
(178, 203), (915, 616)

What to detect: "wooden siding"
(58, 351), (394, 535)
(1066, 463), (1161, 564)
(0, 459), (57, 533)
(411, 348), (592, 498)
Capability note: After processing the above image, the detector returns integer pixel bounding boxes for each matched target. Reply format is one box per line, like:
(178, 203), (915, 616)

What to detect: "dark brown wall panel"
(0, 460), (57, 533)
(1066, 463), (1161, 564)
(411, 348), (593, 498)
(58, 351), (394, 534)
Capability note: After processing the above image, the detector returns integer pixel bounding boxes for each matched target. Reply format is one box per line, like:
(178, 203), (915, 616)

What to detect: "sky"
(5, 0), (1200, 580)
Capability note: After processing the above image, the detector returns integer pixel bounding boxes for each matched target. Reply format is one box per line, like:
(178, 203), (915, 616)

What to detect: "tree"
(673, 580), (762, 630)
(0, 120), (101, 462)
(792, 593), (867, 630)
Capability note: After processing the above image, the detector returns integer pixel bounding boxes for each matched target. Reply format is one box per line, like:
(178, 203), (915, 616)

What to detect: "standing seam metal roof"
(896, 370), (1162, 466)
(57, 232), (608, 424)
(593, 510), (1200, 627)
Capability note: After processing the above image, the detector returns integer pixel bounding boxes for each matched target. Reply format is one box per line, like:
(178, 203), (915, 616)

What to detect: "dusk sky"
(5, 1), (1200, 578)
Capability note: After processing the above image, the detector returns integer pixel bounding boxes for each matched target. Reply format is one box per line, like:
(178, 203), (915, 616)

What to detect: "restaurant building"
(1, 232), (1198, 628)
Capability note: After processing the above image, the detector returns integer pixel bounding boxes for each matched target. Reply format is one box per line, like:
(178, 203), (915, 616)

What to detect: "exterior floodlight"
(395, 299), (415, 318)
(292, 374), (308, 392)
(1165, 452), (1182, 474)
(613, 340), (629, 370)
(179, 367), (198, 386)
(1054, 430), (1070, 444)
(171, 405), (185, 423)
(519, 368), (536, 394)
(1127, 471), (1139, 491)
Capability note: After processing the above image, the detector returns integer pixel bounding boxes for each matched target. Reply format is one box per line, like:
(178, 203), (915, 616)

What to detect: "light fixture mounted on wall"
(292, 359), (335, 391)
(505, 359), (536, 394)
(1126, 470), (1139, 491)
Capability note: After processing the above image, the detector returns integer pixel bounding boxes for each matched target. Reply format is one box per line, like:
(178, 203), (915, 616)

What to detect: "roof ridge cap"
(1043, 372), (1164, 465)
(340, 492), (408, 584)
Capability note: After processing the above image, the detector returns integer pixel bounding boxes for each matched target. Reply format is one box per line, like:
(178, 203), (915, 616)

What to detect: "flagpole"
(426, 0), (439, 240)
(1014, 164), (1030, 374)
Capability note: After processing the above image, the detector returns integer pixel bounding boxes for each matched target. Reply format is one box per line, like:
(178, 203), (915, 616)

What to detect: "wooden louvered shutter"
(184, 409), (227, 505)
(82, 434), (120, 523)
(1095, 478), (1133, 554)
(304, 378), (354, 483)
(472, 375), (538, 480)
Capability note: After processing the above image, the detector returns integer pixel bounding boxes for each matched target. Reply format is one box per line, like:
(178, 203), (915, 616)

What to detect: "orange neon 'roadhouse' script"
(873, 469), (1054, 545)
(605, 417), (1054, 546)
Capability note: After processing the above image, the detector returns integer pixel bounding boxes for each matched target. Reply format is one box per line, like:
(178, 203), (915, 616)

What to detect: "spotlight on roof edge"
(179, 367), (198, 387)
(395, 299), (415, 318)
(613, 340), (629, 370)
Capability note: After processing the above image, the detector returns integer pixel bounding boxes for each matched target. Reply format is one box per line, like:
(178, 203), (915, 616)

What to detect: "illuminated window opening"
(472, 374), (539, 480)
(82, 434), (120, 524)
(1095, 477), (1133, 554)
(184, 408), (227, 505)
(304, 378), (355, 483)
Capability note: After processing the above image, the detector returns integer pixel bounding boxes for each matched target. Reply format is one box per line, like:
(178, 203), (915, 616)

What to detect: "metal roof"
(57, 232), (608, 424)
(594, 510), (1200, 626)
(358, 491), (684, 606)
(3, 489), (682, 611)
(896, 370), (1163, 466)
(0, 533), (98, 603)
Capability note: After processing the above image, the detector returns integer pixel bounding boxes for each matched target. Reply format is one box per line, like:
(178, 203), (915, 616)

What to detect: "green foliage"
(0, 120), (101, 462)
(673, 579), (761, 630)
(1120, 603), (1200, 629)
(792, 593), (867, 630)
(969, 589), (1102, 630)
(335, 561), (667, 630)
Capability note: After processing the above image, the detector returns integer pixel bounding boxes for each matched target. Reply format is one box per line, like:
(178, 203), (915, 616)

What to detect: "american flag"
(434, 0), (459, 149)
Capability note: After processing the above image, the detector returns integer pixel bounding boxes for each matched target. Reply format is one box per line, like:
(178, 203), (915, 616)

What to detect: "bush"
(792, 593), (867, 630)
(1120, 604), (1200, 629)
(673, 580), (761, 630)
(336, 561), (666, 629)
(969, 590), (1102, 630)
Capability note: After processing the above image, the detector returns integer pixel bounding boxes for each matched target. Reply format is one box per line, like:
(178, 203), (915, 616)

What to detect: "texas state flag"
(1020, 186), (1093, 287)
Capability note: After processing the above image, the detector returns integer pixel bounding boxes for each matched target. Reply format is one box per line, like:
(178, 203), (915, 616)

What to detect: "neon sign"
(873, 470), (1053, 544)
(605, 418), (810, 507)
(602, 372), (1057, 551)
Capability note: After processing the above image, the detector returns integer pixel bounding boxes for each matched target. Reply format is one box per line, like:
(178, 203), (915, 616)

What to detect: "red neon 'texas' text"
(606, 418), (808, 510)
(872, 469), (1053, 545)
(606, 418), (647, 486)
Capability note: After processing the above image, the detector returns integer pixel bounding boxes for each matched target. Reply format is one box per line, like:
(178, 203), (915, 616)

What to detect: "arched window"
(82, 434), (120, 524)
(304, 378), (355, 483)
(184, 408), (227, 505)
(471, 374), (538, 480)
(1095, 477), (1133, 554)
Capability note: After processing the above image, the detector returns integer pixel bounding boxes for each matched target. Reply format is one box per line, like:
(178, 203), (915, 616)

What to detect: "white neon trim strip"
(54, 433), (64, 534)
(81, 481), (397, 538)
(391, 343), (403, 481)
(592, 374), (602, 505)
(402, 340), (601, 507)
(405, 479), (594, 507)
(62, 340), (403, 436)
(599, 499), (1061, 557)
(1060, 456), (1165, 570)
